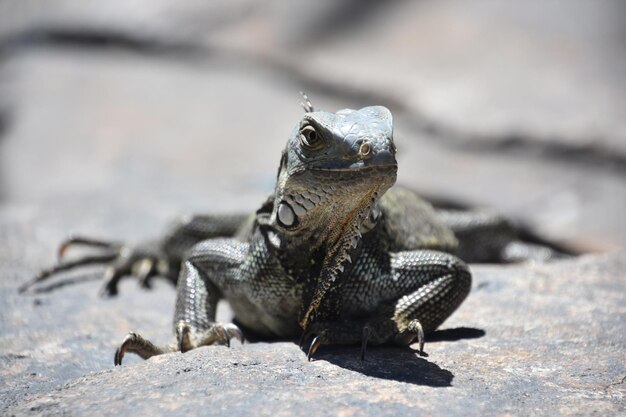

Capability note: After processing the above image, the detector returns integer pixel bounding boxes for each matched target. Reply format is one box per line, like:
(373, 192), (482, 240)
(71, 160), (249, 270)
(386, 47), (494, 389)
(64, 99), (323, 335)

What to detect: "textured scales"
(28, 99), (565, 363)
(114, 103), (472, 362)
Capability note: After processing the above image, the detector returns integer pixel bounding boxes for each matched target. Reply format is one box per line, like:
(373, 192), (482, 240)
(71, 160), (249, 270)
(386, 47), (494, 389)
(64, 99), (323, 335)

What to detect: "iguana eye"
(300, 125), (323, 150)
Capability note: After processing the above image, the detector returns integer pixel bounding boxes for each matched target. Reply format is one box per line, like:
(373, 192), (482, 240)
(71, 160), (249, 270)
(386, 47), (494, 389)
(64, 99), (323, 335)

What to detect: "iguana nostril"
(370, 149), (396, 166)
(359, 142), (371, 156)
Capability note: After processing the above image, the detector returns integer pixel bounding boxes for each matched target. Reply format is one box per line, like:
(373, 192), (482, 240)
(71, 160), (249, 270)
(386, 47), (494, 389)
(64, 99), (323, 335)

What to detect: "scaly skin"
(23, 97), (568, 364)
(112, 103), (471, 363)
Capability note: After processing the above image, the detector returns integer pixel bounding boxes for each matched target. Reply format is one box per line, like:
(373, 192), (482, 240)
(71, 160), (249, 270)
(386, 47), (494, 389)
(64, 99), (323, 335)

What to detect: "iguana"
(21, 96), (563, 364)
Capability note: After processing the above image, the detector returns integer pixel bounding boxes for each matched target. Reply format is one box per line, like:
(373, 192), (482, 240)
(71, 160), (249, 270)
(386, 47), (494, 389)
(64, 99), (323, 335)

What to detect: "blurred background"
(0, 0), (625, 253)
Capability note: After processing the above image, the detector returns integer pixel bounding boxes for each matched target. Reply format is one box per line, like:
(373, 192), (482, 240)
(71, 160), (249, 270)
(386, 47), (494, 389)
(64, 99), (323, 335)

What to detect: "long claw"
(176, 321), (193, 353)
(114, 332), (167, 365)
(307, 335), (323, 361)
(114, 332), (134, 366)
(408, 319), (425, 356)
(217, 326), (230, 347)
(361, 326), (370, 361)
(306, 330), (327, 361)
(224, 323), (245, 344)
(177, 322), (245, 351)
(19, 253), (118, 293)
(58, 236), (122, 260)
(114, 347), (122, 366)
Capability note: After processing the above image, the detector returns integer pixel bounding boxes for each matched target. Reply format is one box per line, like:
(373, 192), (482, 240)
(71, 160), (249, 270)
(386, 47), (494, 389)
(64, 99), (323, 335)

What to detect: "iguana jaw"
(298, 184), (386, 329)
(273, 154), (397, 330)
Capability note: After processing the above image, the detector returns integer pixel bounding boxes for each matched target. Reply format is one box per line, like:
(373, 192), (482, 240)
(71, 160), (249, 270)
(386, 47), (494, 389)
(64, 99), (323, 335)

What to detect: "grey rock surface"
(3, 251), (625, 416)
(0, 1), (625, 416)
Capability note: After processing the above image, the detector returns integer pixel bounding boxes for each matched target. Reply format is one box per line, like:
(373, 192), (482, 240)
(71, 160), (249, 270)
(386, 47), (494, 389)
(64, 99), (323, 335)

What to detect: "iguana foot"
(176, 321), (245, 352)
(21, 235), (174, 296)
(114, 332), (173, 366)
(395, 319), (426, 356)
(98, 245), (171, 296)
(113, 322), (244, 366)
(299, 323), (331, 361)
(302, 330), (327, 361)
(300, 321), (383, 361)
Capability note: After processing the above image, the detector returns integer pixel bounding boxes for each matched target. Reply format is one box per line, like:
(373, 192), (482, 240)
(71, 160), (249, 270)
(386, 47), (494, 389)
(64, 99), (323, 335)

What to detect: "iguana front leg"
(302, 250), (471, 360)
(389, 250), (472, 334)
(113, 238), (247, 365)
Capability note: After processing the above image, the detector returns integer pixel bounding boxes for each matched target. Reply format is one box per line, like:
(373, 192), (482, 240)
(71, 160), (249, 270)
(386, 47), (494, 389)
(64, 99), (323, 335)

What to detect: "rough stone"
(2, 250), (625, 416)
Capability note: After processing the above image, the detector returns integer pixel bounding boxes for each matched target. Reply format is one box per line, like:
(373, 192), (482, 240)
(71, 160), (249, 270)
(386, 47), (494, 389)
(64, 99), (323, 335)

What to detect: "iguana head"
(262, 98), (398, 328)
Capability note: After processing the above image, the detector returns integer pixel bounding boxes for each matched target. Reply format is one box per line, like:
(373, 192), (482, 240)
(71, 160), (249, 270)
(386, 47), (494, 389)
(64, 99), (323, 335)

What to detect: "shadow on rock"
(303, 327), (485, 386)
(426, 327), (485, 342)
(312, 345), (453, 387)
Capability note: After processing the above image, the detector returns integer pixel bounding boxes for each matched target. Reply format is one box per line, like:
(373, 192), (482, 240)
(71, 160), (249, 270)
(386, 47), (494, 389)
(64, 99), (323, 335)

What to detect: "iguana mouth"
(310, 164), (398, 172)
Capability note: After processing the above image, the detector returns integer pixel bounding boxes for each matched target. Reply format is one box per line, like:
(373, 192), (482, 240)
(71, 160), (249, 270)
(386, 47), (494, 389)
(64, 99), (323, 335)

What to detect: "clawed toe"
(113, 333), (133, 366)
(177, 321), (245, 353)
(58, 235), (122, 260)
(299, 322), (375, 361)
(21, 234), (172, 296)
(395, 319), (426, 356)
(307, 334), (326, 361)
(99, 262), (129, 297)
(201, 323), (245, 347)
(19, 253), (118, 294)
(299, 326), (328, 361)
(202, 323), (245, 347)
(408, 320), (425, 356)
(114, 332), (166, 366)
(223, 323), (245, 345)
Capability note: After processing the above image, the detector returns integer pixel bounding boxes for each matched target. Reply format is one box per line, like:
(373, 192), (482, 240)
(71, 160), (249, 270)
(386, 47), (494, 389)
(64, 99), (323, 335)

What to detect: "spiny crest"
(299, 91), (315, 113)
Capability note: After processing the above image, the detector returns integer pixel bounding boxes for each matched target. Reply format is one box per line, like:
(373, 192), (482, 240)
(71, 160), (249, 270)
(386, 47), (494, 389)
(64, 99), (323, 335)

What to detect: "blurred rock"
(219, 0), (626, 157)
(0, 0), (256, 48)
(1, 46), (624, 251)
(2, 1), (625, 157)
